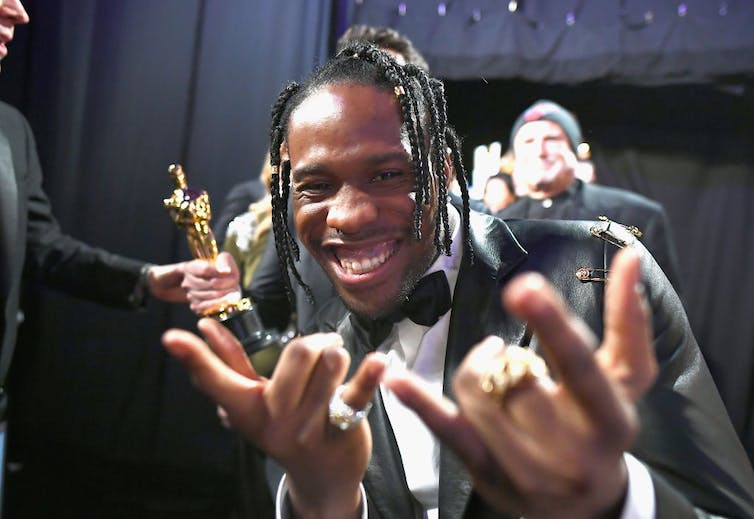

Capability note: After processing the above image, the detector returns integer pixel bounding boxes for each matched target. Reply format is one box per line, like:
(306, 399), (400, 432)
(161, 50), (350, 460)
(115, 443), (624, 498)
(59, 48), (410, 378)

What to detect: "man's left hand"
(386, 248), (657, 518)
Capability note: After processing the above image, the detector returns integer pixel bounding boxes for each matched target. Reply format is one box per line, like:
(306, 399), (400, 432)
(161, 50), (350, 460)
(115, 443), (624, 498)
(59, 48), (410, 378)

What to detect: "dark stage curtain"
(342, 0), (754, 85)
(0, 0), (330, 516)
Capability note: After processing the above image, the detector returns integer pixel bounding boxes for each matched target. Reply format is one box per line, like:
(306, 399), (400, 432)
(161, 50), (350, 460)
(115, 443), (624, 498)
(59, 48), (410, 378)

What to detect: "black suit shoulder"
(579, 182), (665, 219)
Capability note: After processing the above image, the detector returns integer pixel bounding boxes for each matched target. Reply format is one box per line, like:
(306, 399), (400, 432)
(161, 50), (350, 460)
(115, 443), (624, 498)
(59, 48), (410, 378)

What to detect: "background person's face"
(287, 83), (441, 319)
(483, 177), (513, 213)
(512, 120), (577, 197)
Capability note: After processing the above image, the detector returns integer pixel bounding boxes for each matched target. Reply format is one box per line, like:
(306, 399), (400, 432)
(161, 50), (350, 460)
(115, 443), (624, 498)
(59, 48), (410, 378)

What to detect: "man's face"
(287, 83), (443, 319)
(512, 120), (577, 198)
(0, 0), (29, 65)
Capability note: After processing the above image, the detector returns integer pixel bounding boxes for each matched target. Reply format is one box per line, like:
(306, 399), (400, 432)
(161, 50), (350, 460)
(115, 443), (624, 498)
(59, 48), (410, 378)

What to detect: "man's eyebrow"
(291, 165), (322, 182)
(290, 151), (409, 182)
(363, 151), (410, 165)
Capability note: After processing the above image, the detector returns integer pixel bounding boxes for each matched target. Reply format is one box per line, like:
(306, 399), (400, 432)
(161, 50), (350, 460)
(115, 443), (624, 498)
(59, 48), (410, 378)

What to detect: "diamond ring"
(328, 384), (373, 431)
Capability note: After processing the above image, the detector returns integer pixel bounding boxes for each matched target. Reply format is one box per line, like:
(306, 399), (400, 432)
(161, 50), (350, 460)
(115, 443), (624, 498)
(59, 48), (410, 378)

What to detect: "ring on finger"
(328, 384), (373, 431)
(479, 345), (549, 402)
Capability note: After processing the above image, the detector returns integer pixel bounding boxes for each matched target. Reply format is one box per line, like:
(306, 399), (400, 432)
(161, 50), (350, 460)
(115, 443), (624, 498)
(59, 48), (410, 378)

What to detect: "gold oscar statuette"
(163, 164), (277, 355)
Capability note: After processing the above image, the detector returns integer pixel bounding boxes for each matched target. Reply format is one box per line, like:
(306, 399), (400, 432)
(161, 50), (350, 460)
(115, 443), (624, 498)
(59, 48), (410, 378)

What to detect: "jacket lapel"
(336, 316), (421, 518)
(333, 213), (532, 518)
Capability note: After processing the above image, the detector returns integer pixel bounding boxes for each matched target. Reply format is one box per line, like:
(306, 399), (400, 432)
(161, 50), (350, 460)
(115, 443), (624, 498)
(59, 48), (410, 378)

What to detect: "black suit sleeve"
(636, 206), (684, 296)
(17, 108), (144, 308)
(630, 239), (754, 517)
(248, 228), (292, 330)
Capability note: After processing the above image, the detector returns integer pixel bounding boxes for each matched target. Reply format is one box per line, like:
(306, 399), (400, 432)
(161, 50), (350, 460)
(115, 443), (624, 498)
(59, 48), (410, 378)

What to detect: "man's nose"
(326, 186), (378, 235)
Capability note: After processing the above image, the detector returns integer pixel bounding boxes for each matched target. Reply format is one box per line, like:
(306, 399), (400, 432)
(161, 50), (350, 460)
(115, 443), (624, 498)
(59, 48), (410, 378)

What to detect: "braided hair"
(268, 41), (474, 303)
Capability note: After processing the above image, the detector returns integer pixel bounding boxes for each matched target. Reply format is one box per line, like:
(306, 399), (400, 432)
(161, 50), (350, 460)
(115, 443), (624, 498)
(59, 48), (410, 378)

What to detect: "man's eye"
(372, 170), (404, 182)
(297, 182), (331, 194)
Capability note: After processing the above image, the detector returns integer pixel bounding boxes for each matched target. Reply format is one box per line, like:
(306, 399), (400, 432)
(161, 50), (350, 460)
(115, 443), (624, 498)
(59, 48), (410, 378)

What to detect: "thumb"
(597, 247), (658, 402)
(214, 251), (239, 275)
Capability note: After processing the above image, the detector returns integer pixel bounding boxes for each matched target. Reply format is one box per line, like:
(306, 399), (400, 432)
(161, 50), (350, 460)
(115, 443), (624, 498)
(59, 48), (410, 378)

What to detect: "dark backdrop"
(0, 0), (330, 516)
(0, 0), (752, 516)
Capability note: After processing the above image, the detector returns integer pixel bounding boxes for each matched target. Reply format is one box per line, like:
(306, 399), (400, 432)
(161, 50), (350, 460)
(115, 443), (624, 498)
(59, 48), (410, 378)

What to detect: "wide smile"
(328, 240), (399, 283)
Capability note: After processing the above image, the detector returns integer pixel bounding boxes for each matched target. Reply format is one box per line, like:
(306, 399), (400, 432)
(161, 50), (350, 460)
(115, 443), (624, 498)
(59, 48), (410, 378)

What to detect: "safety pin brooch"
(589, 215), (643, 248)
(575, 267), (609, 283)
(580, 217), (644, 282)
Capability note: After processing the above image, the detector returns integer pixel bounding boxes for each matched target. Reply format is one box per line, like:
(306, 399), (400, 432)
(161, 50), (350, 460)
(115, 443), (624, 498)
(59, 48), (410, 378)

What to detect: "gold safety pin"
(590, 215), (643, 248)
(575, 267), (609, 283)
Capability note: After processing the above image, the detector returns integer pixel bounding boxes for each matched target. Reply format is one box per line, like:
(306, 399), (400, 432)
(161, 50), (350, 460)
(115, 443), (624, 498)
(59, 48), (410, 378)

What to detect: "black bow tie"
(351, 270), (452, 348)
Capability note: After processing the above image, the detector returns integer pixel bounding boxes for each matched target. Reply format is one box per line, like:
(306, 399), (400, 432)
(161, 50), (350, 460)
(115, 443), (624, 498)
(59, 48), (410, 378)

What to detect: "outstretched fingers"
(598, 248), (657, 402)
(161, 324), (263, 417)
(266, 333), (345, 418)
(197, 317), (257, 379)
(502, 271), (632, 441)
(341, 352), (389, 411)
(384, 368), (489, 473)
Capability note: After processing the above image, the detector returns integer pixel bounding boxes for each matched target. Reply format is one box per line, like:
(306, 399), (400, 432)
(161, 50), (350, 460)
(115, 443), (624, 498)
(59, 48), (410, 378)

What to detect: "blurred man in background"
(499, 99), (683, 291)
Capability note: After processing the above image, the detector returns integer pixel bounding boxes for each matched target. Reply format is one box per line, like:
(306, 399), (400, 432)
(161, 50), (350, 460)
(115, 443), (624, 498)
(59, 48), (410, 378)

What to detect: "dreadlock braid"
(397, 65), (432, 238)
(268, 82), (302, 302)
(267, 41), (475, 305)
(407, 66), (452, 255)
(362, 46), (428, 241)
(429, 77), (455, 255)
(445, 126), (474, 263)
(277, 160), (312, 301)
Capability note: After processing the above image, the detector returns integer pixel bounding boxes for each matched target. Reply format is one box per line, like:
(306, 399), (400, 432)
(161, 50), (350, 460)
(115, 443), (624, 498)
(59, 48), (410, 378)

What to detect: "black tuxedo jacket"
(312, 212), (754, 518)
(0, 102), (144, 417)
(497, 180), (684, 294)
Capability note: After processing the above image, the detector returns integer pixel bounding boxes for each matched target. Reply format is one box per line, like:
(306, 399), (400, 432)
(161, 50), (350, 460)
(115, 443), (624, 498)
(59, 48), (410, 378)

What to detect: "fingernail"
(323, 346), (344, 372)
(478, 336), (505, 358)
(521, 273), (546, 292)
(368, 351), (389, 378)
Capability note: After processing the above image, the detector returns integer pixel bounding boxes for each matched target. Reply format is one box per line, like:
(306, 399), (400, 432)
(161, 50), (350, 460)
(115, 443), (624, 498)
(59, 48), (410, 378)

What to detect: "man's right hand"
(162, 319), (386, 518)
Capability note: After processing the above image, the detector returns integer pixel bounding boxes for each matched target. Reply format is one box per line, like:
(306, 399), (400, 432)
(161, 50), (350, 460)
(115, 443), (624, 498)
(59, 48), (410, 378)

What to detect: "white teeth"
(339, 249), (392, 275)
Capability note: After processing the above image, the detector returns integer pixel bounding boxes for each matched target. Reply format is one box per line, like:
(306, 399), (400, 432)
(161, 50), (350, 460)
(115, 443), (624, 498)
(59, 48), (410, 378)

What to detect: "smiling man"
(287, 83), (443, 319)
(166, 42), (754, 518)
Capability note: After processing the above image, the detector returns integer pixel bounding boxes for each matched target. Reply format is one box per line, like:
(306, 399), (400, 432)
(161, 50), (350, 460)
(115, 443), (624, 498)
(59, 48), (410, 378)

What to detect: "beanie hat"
(510, 100), (582, 152)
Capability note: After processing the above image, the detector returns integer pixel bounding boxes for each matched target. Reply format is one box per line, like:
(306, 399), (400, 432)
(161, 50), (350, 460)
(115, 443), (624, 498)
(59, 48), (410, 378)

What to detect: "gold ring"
(479, 345), (549, 401)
